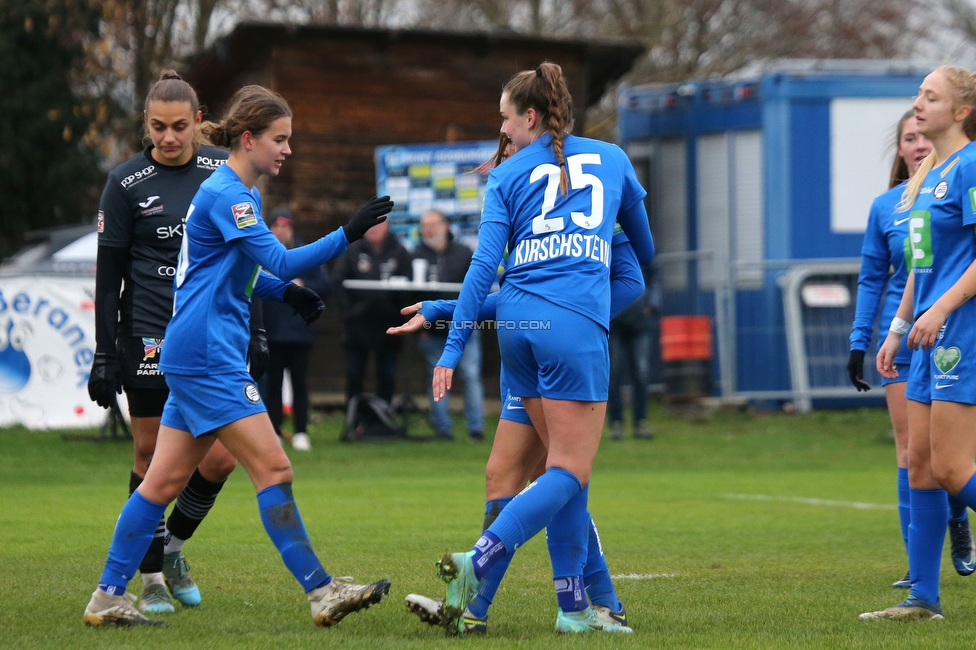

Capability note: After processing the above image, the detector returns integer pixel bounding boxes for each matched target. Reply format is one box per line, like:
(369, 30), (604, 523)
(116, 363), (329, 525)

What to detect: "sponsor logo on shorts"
(232, 202), (258, 229)
(244, 381), (261, 404)
(934, 346), (961, 374)
(933, 345), (962, 384)
(934, 180), (949, 200)
(142, 337), (162, 361)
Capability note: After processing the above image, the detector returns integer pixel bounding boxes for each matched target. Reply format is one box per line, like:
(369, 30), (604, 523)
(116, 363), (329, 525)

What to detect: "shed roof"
(186, 21), (644, 110)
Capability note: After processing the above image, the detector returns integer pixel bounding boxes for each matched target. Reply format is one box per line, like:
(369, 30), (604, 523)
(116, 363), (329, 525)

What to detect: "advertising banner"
(0, 276), (109, 429)
(374, 140), (497, 247)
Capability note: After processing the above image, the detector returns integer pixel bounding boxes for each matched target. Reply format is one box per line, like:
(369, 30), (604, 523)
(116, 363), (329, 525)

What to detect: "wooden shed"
(185, 22), (643, 406)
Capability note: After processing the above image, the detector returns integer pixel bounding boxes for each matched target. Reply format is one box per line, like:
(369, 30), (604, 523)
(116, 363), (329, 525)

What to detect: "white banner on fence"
(0, 276), (111, 429)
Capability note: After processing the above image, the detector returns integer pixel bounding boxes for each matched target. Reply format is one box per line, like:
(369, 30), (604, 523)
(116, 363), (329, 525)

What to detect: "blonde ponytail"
(896, 152), (936, 213)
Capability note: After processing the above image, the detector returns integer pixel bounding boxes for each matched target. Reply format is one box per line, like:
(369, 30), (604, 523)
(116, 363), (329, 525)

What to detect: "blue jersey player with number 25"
(429, 62), (654, 635)
(84, 85), (394, 629)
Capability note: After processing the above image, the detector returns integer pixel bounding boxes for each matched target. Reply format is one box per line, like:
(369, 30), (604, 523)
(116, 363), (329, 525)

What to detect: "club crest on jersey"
(232, 202), (258, 229)
(244, 381), (261, 404)
(934, 180), (949, 200)
(142, 337), (162, 361)
(97, 211), (105, 233)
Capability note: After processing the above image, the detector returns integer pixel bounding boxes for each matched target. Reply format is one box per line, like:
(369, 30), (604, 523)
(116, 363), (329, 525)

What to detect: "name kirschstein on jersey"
(97, 145), (229, 338)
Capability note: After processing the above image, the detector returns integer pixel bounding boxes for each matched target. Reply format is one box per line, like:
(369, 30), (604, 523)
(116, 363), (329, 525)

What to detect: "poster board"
(374, 140), (497, 247)
(0, 276), (112, 429)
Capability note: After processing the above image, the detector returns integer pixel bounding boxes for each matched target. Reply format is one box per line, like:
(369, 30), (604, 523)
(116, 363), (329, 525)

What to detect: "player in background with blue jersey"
(430, 62), (654, 634)
(849, 111), (975, 588)
(89, 71), (254, 614)
(84, 85), (393, 628)
(863, 66), (976, 621)
(394, 223), (643, 635)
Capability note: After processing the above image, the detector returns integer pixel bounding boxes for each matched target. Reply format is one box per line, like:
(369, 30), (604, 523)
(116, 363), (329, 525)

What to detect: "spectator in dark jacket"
(412, 210), (484, 440)
(331, 219), (412, 404)
(261, 207), (331, 451)
(607, 262), (661, 440)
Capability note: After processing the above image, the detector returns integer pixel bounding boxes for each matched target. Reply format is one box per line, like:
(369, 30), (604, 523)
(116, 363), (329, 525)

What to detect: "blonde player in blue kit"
(429, 62), (654, 634)
(83, 85), (394, 628)
(862, 66), (976, 621)
(849, 112), (976, 588)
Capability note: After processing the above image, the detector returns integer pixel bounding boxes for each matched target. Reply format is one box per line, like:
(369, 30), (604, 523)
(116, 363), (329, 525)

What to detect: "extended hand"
(387, 303), (429, 335)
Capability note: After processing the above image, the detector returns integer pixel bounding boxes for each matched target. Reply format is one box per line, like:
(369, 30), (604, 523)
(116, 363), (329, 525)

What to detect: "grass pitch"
(2, 405), (976, 648)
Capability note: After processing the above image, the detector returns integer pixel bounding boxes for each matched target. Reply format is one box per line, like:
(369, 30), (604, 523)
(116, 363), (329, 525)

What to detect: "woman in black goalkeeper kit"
(88, 71), (324, 614)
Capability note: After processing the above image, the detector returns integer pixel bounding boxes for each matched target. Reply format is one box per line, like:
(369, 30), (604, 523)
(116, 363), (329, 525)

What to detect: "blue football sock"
(547, 484), (590, 612)
(476, 468), (582, 580)
(897, 467), (910, 551)
(554, 575), (587, 612)
(948, 493), (969, 523)
(954, 472), (976, 512)
(583, 515), (620, 609)
(468, 496), (515, 619)
(257, 483), (331, 592)
(99, 490), (168, 591)
(907, 487), (948, 605)
(547, 483), (590, 578)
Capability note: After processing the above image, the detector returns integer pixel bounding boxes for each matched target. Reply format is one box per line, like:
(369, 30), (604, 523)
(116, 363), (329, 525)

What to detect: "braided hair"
(502, 61), (575, 193)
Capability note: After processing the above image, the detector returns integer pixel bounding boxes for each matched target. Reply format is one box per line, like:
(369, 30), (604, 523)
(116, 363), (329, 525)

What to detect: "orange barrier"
(660, 316), (712, 361)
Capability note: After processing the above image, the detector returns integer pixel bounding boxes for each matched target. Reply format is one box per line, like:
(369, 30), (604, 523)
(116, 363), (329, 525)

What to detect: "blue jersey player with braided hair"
(429, 62), (654, 635)
(395, 224), (644, 635)
(84, 84), (394, 629)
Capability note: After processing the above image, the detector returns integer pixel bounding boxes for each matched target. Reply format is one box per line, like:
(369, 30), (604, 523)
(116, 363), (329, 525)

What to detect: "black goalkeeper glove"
(846, 349), (871, 392)
(88, 352), (122, 409)
(342, 196), (394, 243)
(284, 284), (325, 325)
(248, 328), (270, 380)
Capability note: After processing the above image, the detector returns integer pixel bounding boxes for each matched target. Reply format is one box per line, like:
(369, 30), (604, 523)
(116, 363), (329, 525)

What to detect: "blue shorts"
(496, 291), (609, 402)
(498, 367), (532, 426)
(881, 335), (913, 387)
(905, 301), (976, 406)
(161, 370), (267, 437)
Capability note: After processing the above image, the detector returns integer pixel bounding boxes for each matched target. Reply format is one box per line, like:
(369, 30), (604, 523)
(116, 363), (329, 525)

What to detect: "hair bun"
(160, 70), (183, 81)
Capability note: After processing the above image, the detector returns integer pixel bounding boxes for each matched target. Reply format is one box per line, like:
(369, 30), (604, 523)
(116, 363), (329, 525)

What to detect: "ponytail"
(896, 152), (935, 213)
(502, 61), (575, 194)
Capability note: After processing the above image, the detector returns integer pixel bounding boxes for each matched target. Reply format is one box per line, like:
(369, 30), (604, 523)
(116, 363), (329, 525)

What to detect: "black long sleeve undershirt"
(93, 245), (130, 355)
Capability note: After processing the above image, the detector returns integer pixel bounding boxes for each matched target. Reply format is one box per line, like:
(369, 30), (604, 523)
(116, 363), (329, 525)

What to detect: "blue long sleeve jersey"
(850, 182), (909, 352)
(420, 230), (644, 326)
(437, 134), (654, 369)
(160, 164), (348, 374)
(907, 142), (976, 316)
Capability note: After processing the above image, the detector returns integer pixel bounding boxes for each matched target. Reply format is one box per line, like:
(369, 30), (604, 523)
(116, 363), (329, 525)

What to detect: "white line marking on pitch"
(611, 573), (678, 580)
(721, 493), (896, 510)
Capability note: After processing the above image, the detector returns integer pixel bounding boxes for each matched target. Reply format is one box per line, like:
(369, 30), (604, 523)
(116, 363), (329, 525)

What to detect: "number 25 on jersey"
(531, 154), (604, 235)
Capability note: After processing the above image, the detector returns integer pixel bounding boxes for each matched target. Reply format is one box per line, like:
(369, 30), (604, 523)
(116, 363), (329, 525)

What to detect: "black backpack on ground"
(340, 394), (406, 442)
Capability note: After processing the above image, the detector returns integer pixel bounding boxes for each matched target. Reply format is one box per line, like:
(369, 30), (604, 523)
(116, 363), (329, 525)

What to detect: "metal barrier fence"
(652, 252), (882, 412)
